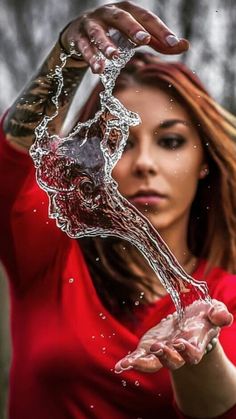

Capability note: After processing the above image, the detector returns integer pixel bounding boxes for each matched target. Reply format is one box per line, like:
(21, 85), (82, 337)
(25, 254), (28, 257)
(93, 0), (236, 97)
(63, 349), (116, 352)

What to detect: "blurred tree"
(0, 0), (236, 112)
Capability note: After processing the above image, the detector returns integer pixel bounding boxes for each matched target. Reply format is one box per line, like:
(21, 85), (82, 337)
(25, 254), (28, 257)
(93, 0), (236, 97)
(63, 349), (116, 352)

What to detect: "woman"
(0, 2), (236, 418)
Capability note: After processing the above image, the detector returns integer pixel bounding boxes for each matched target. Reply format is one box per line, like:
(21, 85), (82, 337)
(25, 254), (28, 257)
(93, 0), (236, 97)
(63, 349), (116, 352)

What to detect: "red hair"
(78, 52), (236, 312)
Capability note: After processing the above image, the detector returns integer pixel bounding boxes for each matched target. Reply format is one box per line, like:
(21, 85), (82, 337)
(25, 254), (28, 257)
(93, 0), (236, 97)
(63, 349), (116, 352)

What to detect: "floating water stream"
(30, 30), (210, 318)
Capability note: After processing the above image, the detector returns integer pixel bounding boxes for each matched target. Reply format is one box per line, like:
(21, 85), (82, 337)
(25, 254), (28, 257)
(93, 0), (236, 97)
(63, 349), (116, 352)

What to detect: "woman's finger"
(82, 18), (120, 59)
(95, 5), (151, 45)
(122, 1), (189, 53)
(115, 348), (146, 373)
(127, 354), (162, 373)
(208, 300), (233, 327)
(172, 339), (204, 365)
(94, 2), (187, 54)
(149, 37), (189, 55)
(150, 343), (185, 370)
(75, 35), (104, 73)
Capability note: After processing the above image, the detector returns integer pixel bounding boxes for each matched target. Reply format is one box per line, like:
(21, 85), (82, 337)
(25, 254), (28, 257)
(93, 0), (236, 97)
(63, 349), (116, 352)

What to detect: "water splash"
(30, 30), (210, 318)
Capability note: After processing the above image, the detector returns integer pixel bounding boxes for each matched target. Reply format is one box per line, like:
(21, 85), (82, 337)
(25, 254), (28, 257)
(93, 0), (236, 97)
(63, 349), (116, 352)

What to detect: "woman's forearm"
(171, 343), (236, 418)
(4, 41), (88, 151)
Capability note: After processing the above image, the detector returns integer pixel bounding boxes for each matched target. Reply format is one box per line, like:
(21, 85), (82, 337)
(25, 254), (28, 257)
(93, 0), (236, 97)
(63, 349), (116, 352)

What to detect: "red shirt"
(1, 116), (236, 419)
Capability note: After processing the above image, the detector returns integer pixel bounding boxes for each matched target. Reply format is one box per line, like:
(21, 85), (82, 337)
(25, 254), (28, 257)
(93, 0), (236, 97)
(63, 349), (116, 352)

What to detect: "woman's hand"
(60, 1), (189, 73)
(115, 299), (233, 373)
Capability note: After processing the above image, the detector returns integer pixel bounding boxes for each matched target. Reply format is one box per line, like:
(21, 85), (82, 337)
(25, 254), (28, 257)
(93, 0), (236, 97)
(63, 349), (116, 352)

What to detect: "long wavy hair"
(77, 51), (236, 316)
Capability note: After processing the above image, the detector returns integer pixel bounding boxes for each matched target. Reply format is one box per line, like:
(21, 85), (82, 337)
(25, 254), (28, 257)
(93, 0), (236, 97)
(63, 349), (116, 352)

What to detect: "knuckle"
(117, 1), (131, 8)
(87, 25), (100, 38)
(81, 44), (90, 54)
(139, 11), (152, 23)
(78, 36), (88, 48)
(110, 9), (126, 20)
(97, 39), (109, 49)
(78, 15), (89, 31)
(89, 6), (104, 18)
(102, 4), (116, 13)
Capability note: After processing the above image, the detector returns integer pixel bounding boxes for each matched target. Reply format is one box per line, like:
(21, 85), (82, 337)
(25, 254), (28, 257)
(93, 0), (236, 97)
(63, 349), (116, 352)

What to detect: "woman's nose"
(133, 147), (158, 177)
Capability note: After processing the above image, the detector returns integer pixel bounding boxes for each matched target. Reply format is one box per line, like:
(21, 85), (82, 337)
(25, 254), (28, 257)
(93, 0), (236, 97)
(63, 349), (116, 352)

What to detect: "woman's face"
(112, 85), (206, 233)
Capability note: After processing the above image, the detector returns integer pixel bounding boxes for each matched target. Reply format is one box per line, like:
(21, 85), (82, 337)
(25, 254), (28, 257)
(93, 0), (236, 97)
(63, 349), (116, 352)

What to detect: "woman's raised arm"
(3, 1), (188, 152)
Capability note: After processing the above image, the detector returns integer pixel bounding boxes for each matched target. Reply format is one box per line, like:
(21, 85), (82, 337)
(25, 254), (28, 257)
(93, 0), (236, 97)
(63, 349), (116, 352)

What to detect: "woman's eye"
(158, 135), (186, 150)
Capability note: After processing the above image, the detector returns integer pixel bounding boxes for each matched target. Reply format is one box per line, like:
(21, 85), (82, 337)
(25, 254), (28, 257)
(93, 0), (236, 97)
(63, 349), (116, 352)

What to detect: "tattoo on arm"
(4, 44), (88, 150)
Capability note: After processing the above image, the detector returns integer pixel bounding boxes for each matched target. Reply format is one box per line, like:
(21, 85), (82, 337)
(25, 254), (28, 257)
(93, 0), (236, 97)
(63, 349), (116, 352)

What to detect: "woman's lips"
(129, 194), (167, 206)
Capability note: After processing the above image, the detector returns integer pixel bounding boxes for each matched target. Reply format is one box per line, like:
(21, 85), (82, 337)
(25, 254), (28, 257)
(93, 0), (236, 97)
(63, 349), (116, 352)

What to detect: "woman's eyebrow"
(158, 119), (189, 129)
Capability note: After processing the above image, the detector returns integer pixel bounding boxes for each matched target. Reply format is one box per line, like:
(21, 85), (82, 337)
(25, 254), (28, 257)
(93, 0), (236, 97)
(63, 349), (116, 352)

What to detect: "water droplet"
(91, 335), (95, 339)
(96, 257), (100, 261)
(69, 278), (74, 283)
(90, 404), (94, 409)
(135, 380), (140, 386)
(134, 300), (140, 306)
(33, 209), (37, 213)
(121, 380), (127, 387)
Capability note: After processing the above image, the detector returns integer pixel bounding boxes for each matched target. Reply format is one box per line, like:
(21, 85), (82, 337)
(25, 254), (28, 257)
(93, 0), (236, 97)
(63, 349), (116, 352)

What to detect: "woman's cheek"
(164, 161), (200, 205)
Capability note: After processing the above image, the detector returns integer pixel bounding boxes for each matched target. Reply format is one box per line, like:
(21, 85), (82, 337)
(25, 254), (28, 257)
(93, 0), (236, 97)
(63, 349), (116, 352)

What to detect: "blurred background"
(0, 0), (236, 417)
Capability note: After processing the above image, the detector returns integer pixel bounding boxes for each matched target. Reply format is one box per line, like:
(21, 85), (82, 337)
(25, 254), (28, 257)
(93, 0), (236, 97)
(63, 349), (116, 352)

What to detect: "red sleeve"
(207, 269), (236, 366)
(0, 113), (68, 288)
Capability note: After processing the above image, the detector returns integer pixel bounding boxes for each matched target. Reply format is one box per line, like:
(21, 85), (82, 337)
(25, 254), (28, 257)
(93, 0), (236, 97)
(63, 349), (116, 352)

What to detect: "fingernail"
(173, 343), (185, 351)
(150, 347), (163, 355)
(208, 306), (214, 316)
(93, 62), (102, 72)
(166, 34), (180, 47)
(105, 46), (118, 57)
(134, 31), (151, 42)
(155, 349), (164, 356)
